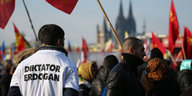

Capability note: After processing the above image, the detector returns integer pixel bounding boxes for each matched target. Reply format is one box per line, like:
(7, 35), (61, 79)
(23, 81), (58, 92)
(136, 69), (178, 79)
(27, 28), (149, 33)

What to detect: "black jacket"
(90, 55), (119, 96)
(89, 67), (107, 96)
(181, 85), (192, 96)
(151, 80), (180, 96)
(177, 69), (192, 93)
(79, 84), (90, 96)
(0, 73), (12, 96)
(106, 53), (145, 96)
(141, 72), (180, 96)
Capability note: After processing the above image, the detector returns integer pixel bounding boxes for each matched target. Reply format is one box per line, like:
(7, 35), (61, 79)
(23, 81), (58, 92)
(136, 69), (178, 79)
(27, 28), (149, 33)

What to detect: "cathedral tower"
(125, 0), (136, 37)
(97, 18), (111, 49)
(115, 0), (126, 44)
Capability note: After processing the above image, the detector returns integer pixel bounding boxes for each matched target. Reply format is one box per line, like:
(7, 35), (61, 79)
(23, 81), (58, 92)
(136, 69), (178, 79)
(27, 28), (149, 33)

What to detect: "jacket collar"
(122, 53), (144, 74)
(38, 46), (68, 56)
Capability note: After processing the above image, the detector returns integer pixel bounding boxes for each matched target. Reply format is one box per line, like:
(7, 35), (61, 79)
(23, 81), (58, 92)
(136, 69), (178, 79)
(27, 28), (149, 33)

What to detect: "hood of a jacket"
(122, 53), (144, 75)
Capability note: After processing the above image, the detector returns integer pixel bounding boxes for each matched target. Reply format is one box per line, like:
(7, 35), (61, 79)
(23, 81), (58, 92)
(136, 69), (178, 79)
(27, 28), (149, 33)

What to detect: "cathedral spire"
(118, 0), (124, 17)
(126, 0), (136, 37)
(128, 0), (133, 17)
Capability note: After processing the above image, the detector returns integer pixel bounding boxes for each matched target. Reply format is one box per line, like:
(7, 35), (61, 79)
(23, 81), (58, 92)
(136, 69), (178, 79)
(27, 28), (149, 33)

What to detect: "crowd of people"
(0, 24), (192, 96)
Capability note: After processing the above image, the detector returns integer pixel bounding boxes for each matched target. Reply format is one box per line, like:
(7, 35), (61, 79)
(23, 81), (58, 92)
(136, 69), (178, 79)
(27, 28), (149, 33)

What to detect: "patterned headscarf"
(146, 58), (169, 81)
(78, 62), (94, 82)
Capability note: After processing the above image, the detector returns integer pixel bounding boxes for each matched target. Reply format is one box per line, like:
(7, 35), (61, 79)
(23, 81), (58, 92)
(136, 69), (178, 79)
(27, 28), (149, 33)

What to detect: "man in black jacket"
(106, 37), (146, 96)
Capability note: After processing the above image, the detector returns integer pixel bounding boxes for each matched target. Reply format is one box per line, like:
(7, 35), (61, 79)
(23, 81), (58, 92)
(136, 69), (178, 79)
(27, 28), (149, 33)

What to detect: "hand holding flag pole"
(97, 0), (122, 49)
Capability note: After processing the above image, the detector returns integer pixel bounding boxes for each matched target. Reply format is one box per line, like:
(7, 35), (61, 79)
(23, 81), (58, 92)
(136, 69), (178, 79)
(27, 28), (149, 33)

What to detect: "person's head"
(104, 55), (119, 71)
(123, 37), (146, 59)
(141, 58), (170, 95)
(91, 61), (99, 76)
(38, 24), (65, 47)
(78, 62), (96, 82)
(150, 48), (163, 59)
(145, 58), (169, 81)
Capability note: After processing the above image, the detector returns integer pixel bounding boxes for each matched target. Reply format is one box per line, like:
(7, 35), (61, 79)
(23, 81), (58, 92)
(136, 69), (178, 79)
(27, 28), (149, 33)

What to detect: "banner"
(151, 32), (166, 55)
(0, 0), (15, 29)
(183, 27), (192, 59)
(13, 23), (31, 53)
(46, 0), (78, 14)
(81, 37), (88, 63)
(168, 0), (180, 53)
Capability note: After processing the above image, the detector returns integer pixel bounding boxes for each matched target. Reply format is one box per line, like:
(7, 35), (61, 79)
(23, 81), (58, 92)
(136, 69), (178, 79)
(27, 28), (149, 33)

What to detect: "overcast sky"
(0, 0), (192, 47)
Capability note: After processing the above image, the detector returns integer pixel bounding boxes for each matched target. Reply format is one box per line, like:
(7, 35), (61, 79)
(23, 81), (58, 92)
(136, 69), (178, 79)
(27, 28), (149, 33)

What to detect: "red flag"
(13, 23), (31, 53)
(183, 27), (192, 59)
(151, 32), (166, 55)
(46, 0), (78, 14)
(0, 0), (15, 29)
(168, 0), (180, 53)
(101, 48), (105, 52)
(76, 47), (80, 52)
(81, 37), (88, 63)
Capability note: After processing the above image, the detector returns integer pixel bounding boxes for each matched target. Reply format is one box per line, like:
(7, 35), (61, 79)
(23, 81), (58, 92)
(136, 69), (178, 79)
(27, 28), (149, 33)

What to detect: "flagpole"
(97, 0), (122, 49)
(167, 50), (177, 68)
(22, 0), (38, 41)
(180, 35), (186, 59)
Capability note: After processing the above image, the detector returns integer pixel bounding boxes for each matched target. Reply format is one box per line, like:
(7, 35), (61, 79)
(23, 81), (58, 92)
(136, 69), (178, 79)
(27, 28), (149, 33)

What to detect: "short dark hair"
(150, 48), (163, 59)
(104, 55), (119, 71)
(38, 24), (64, 46)
(122, 37), (142, 53)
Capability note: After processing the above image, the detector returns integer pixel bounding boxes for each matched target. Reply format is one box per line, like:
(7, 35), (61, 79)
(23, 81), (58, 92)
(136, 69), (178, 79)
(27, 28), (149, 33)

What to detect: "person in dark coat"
(106, 37), (146, 96)
(0, 60), (13, 96)
(141, 58), (180, 96)
(177, 70), (192, 93)
(181, 85), (192, 96)
(89, 55), (119, 96)
(177, 60), (192, 93)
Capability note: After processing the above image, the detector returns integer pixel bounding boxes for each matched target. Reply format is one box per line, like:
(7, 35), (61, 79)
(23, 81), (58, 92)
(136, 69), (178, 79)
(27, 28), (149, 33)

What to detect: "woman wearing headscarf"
(78, 62), (97, 96)
(141, 58), (180, 96)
